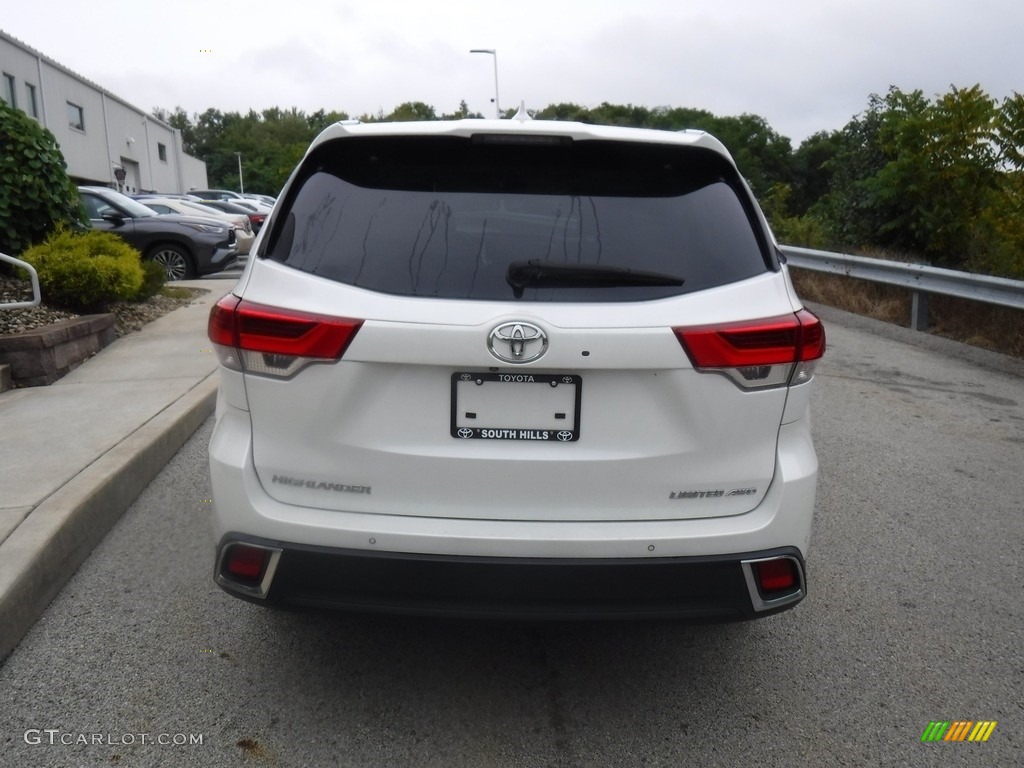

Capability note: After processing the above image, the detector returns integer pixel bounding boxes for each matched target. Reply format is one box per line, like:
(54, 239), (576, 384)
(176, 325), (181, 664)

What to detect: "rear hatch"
(223, 125), (814, 523)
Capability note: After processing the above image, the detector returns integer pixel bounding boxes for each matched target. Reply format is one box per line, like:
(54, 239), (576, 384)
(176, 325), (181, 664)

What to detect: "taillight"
(674, 310), (825, 390)
(208, 295), (363, 378)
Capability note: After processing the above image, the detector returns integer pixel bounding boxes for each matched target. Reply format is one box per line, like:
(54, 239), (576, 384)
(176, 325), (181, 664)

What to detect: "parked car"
(79, 187), (236, 280)
(134, 192), (198, 201)
(207, 118), (825, 620)
(134, 196), (255, 256)
(195, 199), (268, 233)
(242, 193), (277, 206)
(222, 198), (274, 216)
(188, 188), (246, 201)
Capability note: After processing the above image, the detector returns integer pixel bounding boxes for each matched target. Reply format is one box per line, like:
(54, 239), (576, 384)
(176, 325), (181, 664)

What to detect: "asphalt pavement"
(1, 304), (1021, 766)
(0, 276), (235, 661)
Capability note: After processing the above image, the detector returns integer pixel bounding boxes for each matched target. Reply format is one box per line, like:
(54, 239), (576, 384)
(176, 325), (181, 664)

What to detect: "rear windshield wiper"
(506, 260), (684, 299)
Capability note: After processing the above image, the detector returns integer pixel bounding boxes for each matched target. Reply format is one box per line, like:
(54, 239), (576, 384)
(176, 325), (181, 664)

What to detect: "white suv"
(207, 116), (825, 620)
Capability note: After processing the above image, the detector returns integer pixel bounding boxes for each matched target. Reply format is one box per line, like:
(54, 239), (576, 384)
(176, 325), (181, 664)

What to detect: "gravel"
(0, 276), (208, 338)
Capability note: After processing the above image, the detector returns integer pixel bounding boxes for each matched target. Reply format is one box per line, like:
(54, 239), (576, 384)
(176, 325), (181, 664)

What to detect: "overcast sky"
(3, 0), (1021, 145)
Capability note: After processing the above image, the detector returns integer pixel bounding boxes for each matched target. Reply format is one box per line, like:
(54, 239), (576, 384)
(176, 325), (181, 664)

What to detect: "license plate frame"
(451, 372), (582, 442)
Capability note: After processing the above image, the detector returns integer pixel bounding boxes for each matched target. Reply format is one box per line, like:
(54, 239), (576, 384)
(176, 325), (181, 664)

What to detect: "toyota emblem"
(487, 322), (548, 364)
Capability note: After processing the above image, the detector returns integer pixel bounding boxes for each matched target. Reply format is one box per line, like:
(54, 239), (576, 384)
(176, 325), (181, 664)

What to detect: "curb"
(0, 373), (218, 662)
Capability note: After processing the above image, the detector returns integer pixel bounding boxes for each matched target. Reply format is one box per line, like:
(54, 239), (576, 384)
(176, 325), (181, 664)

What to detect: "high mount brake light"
(674, 310), (825, 390)
(208, 295), (363, 378)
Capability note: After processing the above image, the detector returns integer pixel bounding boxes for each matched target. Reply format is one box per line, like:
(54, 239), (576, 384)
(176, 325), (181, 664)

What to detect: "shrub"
(135, 259), (168, 301)
(20, 230), (145, 311)
(0, 102), (85, 258)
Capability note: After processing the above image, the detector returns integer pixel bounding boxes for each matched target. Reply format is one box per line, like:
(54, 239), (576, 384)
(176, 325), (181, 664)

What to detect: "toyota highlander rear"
(208, 117), (824, 620)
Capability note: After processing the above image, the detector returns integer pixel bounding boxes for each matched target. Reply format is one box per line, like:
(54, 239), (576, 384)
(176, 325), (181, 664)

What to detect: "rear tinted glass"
(265, 136), (772, 301)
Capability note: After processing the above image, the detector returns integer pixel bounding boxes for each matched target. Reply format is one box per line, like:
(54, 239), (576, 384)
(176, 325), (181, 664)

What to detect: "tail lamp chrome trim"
(740, 555), (806, 612)
(215, 543), (282, 599)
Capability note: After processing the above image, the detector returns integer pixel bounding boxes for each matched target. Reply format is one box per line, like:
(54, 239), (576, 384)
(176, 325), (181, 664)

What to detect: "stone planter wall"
(0, 314), (116, 387)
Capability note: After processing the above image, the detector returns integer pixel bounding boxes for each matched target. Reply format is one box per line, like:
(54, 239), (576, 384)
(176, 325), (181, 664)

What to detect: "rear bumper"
(214, 535), (806, 620)
(209, 403), (818, 561)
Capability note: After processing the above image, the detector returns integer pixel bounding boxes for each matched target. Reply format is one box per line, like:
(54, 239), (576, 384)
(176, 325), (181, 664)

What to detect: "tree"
(440, 100), (484, 120)
(375, 102), (437, 122)
(647, 105), (717, 131)
(307, 109), (351, 134)
(976, 92), (1024, 276)
(154, 106), (343, 193)
(0, 101), (84, 257)
(819, 85), (1010, 269)
(788, 130), (842, 216)
(704, 113), (793, 197)
(531, 103), (793, 197)
(533, 102), (591, 122)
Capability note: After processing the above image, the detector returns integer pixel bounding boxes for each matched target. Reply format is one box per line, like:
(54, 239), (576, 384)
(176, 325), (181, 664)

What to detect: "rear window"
(264, 136), (773, 302)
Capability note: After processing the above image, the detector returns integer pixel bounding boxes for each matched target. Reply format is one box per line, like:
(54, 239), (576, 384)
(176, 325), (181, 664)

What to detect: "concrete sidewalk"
(0, 279), (232, 661)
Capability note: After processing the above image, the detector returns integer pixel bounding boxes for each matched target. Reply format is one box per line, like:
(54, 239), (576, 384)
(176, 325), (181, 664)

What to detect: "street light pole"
(469, 49), (500, 119)
(234, 152), (244, 194)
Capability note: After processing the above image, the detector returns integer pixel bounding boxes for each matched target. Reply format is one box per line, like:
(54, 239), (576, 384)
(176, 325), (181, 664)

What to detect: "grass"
(158, 285), (193, 300)
(790, 269), (1024, 359)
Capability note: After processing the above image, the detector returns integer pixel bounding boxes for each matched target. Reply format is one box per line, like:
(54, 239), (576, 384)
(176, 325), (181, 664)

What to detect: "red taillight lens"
(208, 294), (241, 347)
(208, 295), (363, 378)
(676, 310), (824, 367)
(224, 544), (268, 581)
(674, 310), (825, 389)
(755, 558), (799, 593)
(794, 309), (826, 362)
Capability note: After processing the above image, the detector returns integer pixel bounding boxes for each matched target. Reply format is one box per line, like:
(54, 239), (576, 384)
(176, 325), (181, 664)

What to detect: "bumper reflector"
(216, 542), (282, 599)
(755, 558), (799, 592)
(224, 544), (268, 581)
(740, 555), (806, 612)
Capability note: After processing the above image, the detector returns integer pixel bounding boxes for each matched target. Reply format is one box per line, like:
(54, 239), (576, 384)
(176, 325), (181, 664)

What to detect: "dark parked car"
(78, 186), (237, 280)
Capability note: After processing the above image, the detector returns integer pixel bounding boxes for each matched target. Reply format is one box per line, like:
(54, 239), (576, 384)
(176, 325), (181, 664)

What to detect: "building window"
(26, 83), (38, 118)
(2, 73), (16, 108)
(158, 142), (168, 162)
(67, 101), (85, 131)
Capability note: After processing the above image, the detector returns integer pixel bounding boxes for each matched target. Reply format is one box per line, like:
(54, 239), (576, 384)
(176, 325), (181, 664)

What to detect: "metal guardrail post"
(911, 292), (930, 332)
(0, 252), (42, 310)
(780, 245), (1024, 332)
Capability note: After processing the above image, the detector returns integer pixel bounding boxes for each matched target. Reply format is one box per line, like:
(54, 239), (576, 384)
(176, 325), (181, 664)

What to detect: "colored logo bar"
(921, 721), (997, 742)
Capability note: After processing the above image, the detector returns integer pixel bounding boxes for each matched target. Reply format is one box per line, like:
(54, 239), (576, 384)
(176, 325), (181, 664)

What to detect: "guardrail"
(0, 252), (41, 310)
(779, 245), (1024, 331)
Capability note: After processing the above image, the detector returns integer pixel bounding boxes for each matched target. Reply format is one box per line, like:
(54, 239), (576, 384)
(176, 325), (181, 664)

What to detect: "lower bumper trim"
(215, 534), (806, 621)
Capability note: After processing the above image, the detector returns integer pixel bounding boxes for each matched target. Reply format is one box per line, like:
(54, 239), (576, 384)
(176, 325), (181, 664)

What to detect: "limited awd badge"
(488, 322), (548, 364)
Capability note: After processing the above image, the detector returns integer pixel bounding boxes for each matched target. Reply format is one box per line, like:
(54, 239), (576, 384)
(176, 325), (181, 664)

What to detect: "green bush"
(20, 230), (145, 311)
(0, 102), (85, 258)
(135, 259), (168, 301)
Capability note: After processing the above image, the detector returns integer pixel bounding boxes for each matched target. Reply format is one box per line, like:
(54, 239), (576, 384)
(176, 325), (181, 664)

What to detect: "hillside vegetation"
(156, 84), (1024, 282)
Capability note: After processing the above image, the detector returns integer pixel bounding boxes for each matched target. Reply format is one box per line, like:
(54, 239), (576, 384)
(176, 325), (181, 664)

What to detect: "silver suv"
(208, 117), (824, 620)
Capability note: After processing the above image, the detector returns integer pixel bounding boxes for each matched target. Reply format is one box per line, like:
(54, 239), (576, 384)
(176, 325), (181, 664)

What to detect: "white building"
(1, 29), (207, 194)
